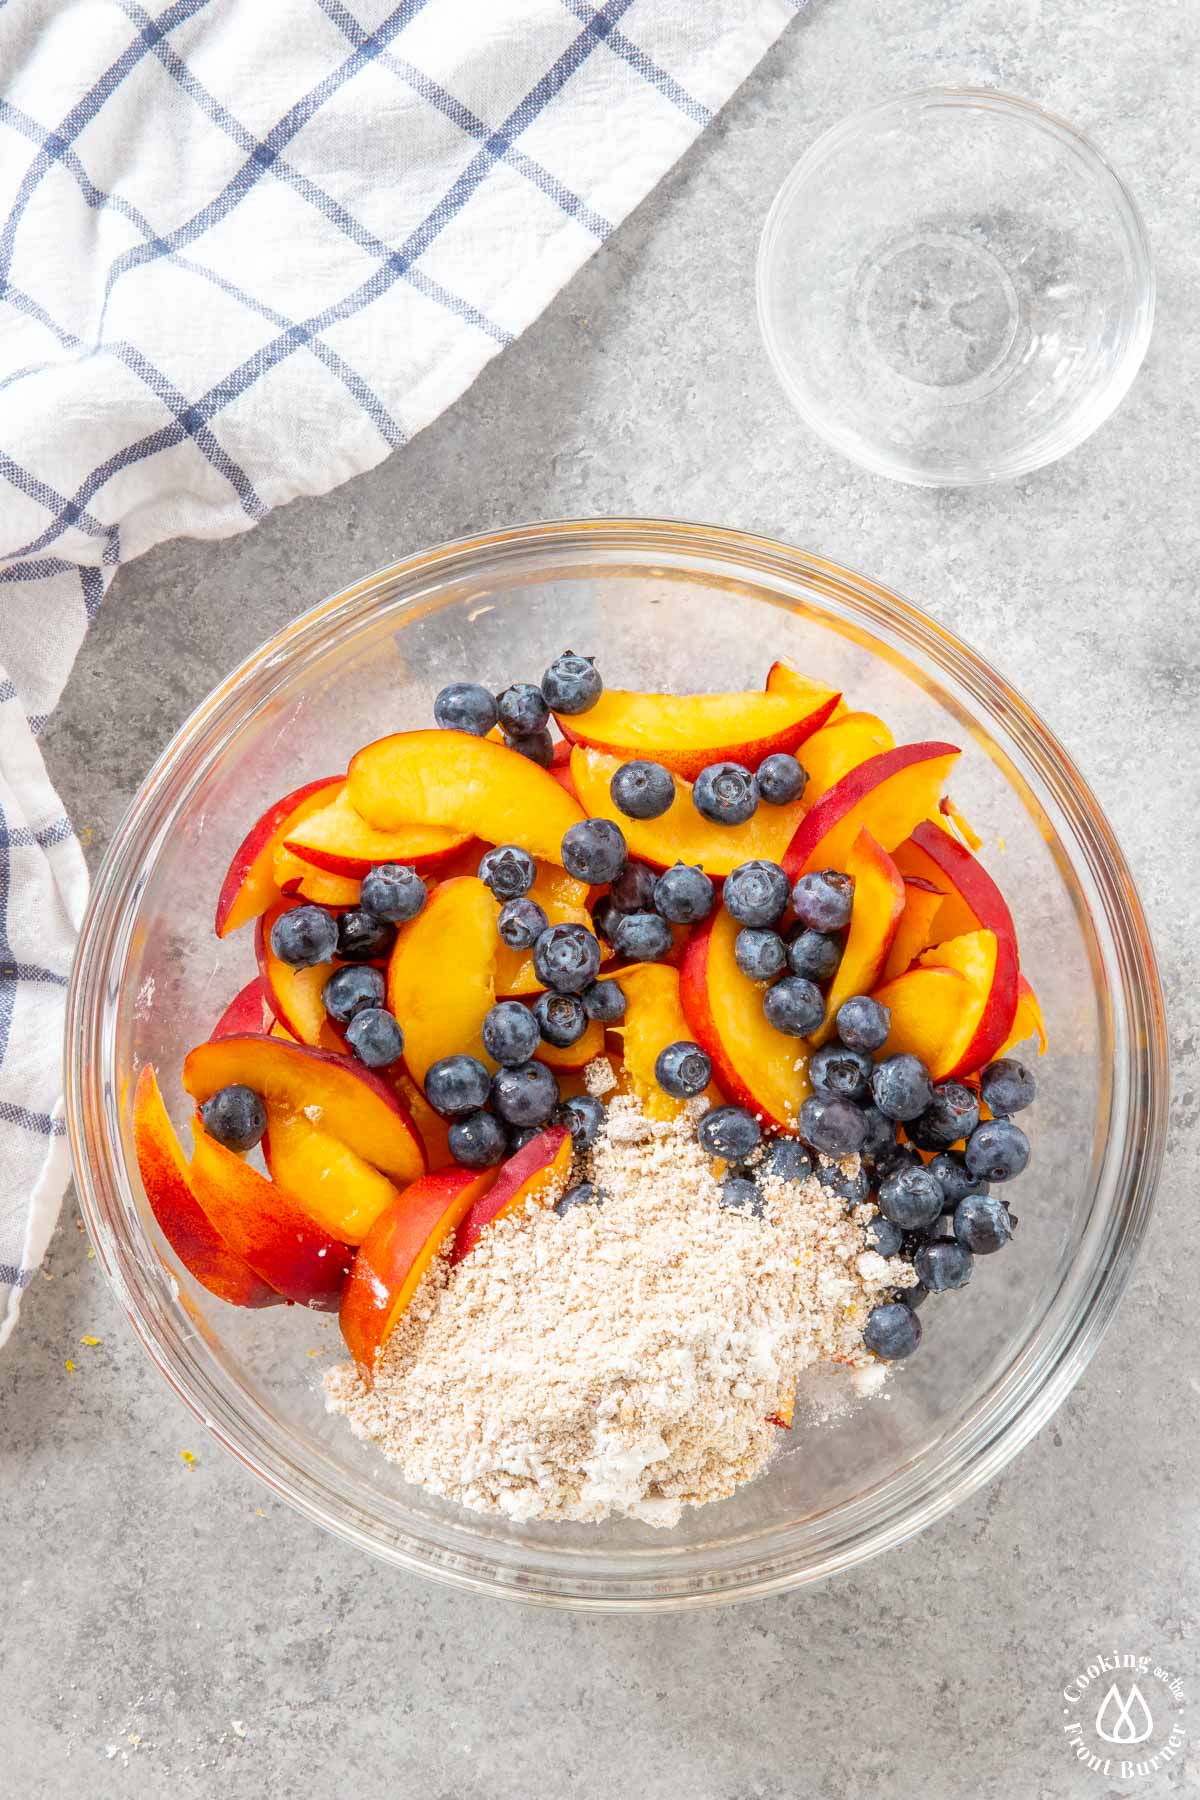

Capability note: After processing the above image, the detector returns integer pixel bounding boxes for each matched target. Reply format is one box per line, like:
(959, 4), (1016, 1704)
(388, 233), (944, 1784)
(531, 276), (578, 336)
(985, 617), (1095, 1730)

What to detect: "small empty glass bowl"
(757, 90), (1154, 486)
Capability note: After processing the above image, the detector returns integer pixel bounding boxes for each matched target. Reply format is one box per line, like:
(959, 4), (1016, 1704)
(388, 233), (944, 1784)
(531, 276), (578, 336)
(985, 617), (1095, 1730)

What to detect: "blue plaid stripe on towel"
(0, 0), (804, 1343)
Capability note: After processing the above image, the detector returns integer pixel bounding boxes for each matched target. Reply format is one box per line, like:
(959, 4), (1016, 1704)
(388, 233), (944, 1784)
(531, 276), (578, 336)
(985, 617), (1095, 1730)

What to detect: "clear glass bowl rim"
(755, 87), (1156, 487)
(66, 517), (1168, 1610)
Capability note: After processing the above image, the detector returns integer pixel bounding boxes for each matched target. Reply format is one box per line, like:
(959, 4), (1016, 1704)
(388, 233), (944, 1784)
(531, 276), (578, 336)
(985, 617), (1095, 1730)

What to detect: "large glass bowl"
(66, 520), (1166, 1609)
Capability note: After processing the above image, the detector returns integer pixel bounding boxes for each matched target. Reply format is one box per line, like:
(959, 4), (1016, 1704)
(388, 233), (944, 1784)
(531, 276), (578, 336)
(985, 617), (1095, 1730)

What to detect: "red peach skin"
(781, 742), (960, 881)
(451, 1127), (573, 1262)
(215, 775), (342, 938)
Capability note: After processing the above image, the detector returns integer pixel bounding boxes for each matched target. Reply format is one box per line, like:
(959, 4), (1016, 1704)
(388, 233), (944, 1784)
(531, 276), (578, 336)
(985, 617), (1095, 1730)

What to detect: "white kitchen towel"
(0, 0), (804, 1341)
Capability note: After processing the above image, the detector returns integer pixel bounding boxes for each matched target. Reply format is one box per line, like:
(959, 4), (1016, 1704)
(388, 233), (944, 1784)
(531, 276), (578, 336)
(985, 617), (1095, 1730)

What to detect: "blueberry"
(555, 1093), (605, 1152)
(720, 1174), (765, 1216)
(610, 860), (660, 913)
(928, 1149), (988, 1207)
(482, 1001), (541, 1066)
(581, 978), (625, 1024)
(496, 681), (549, 738)
(504, 728), (554, 768)
(872, 1139), (922, 1178)
(478, 845), (536, 901)
(270, 904), (337, 968)
(858, 1103), (899, 1163)
(877, 1163), (944, 1230)
(870, 1054), (934, 1122)
(735, 928), (787, 982)
(964, 1118), (1029, 1183)
(787, 928), (842, 982)
(762, 1137), (812, 1183)
(533, 922), (602, 993)
(448, 1109), (507, 1168)
(835, 994), (891, 1054)
(335, 908), (395, 964)
(692, 761), (759, 826)
(697, 1104), (761, 1162)
(610, 760), (675, 820)
(506, 1125), (542, 1154)
(359, 862), (427, 924)
(866, 1215), (904, 1257)
(653, 862), (714, 924)
(790, 869), (854, 932)
(344, 1007), (404, 1068)
(814, 1159), (871, 1206)
(953, 1193), (1014, 1254)
(561, 818), (626, 884)
(757, 753), (808, 806)
(898, 1282), (929, 1311)
(809, 1041), (873, 1101)
(655, 1040), (712, 1099)
(609, 910), (673, 962)
(799, 1095), (867, 1157)
(914, 1237), (974, 1292)
(541, 651), (602, 715)
(905, 1081), (980, 1151)
(532, 989), (588, 1047)
(200, 1084), (266, 1153)
(555, 1181), (604, 1216)
(763, 975), (824, 1037)
(491, 1061), (559, 1128)
(722, 860), (789, 928)
(425, 1054), (492, 1118)
(591, 896), (620, 943)
(980, 1057), (1037, 1117)
(322, 964), (385, 1023)
(497, 896), (549, 950)
(864, 1302), (922, 1358)
(434, 682), (498, 736)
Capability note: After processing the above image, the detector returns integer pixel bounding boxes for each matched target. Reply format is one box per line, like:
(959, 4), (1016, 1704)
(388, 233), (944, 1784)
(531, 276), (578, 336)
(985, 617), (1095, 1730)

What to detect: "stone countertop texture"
(4, 0), (1198, 1794)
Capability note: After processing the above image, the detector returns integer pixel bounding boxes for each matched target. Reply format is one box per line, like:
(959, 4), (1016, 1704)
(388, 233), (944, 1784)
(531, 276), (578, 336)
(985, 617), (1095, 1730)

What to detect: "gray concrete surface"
(4, 0), (1198, 1794)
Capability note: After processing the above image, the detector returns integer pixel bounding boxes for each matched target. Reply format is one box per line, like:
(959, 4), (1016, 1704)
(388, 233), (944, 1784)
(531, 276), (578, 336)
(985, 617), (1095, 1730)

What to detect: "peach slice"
(387, 876), (500, 1084)
(340, 1165), (496, 1373)
(261, 1106), (401, 1244)
(215, 775), (343, 938)
(548, 738), (578, 798)
(571, 746), (806, 877)
(133, 1066), (280, 1309)
(283, 783), (473, 878)
(872, 964), (970, 1070)
(273, 845), (362, 907)
(212, 977), (272, 1039)
(874, 929), (1015, 1081)
(781, 742), (960, 882)
(937, 795), (983, 852)
(614, 961), (721, 1121)
(681, 909), (808, 1131)
(392, 1069), (454, 1171)
(797, 712), (896, 802)
(881, 877), (946, 983)
(556, 679), (840, 779)
(494, 862), (599, 997)
(255, 899), (343, 1051)
(347, 729), (585, 862)
(811, 830), (904, 1045)
(183, 1034), (425, 1188)
(451, 1126), (573, 1262)
(535, 1015), (607, 1071)
(997, 974), (1048, 1058)
(189, 1121), (351, 1309)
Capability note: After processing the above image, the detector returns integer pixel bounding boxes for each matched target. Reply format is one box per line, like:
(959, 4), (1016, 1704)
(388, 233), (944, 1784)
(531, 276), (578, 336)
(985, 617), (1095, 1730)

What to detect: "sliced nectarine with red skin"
(681, 909), (808, 1131)
(387, 876), (500, 1084)
(215, 775), (343, 938)
(255, 899), (344, 1052)
(262, 1107), (401, 1244)
(797, 711), (896, 803)
(273, 845), (362, 907)
(881, 877), (946, 982)
(613, 961), (721, 1121)
(211, 977), (272, 1040)
(347, 729), (585, 862)
(997, 974), (1048, 1058)
(340, 1165), (496, 1373)
(283, 783), (474, 879)
(872, 964), (970, 1070)
(391, 1069), (453, 1171)
(183, 1034), (425, 1188)
(572, 746), (805, 877)
(548, 737), (577, 798)
(556, 681), (840, 780)
(535, 1014), (607, 1071)
(918, 928), (1018, 1079)
(189, 1121), (351, 1309)
(451, 1126), (572, 1262)
(811, 830), (904, 1045)
(781, 742), (960, 882)
(133, 1066), (280, 1309)
(938, 794), (983, 851)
